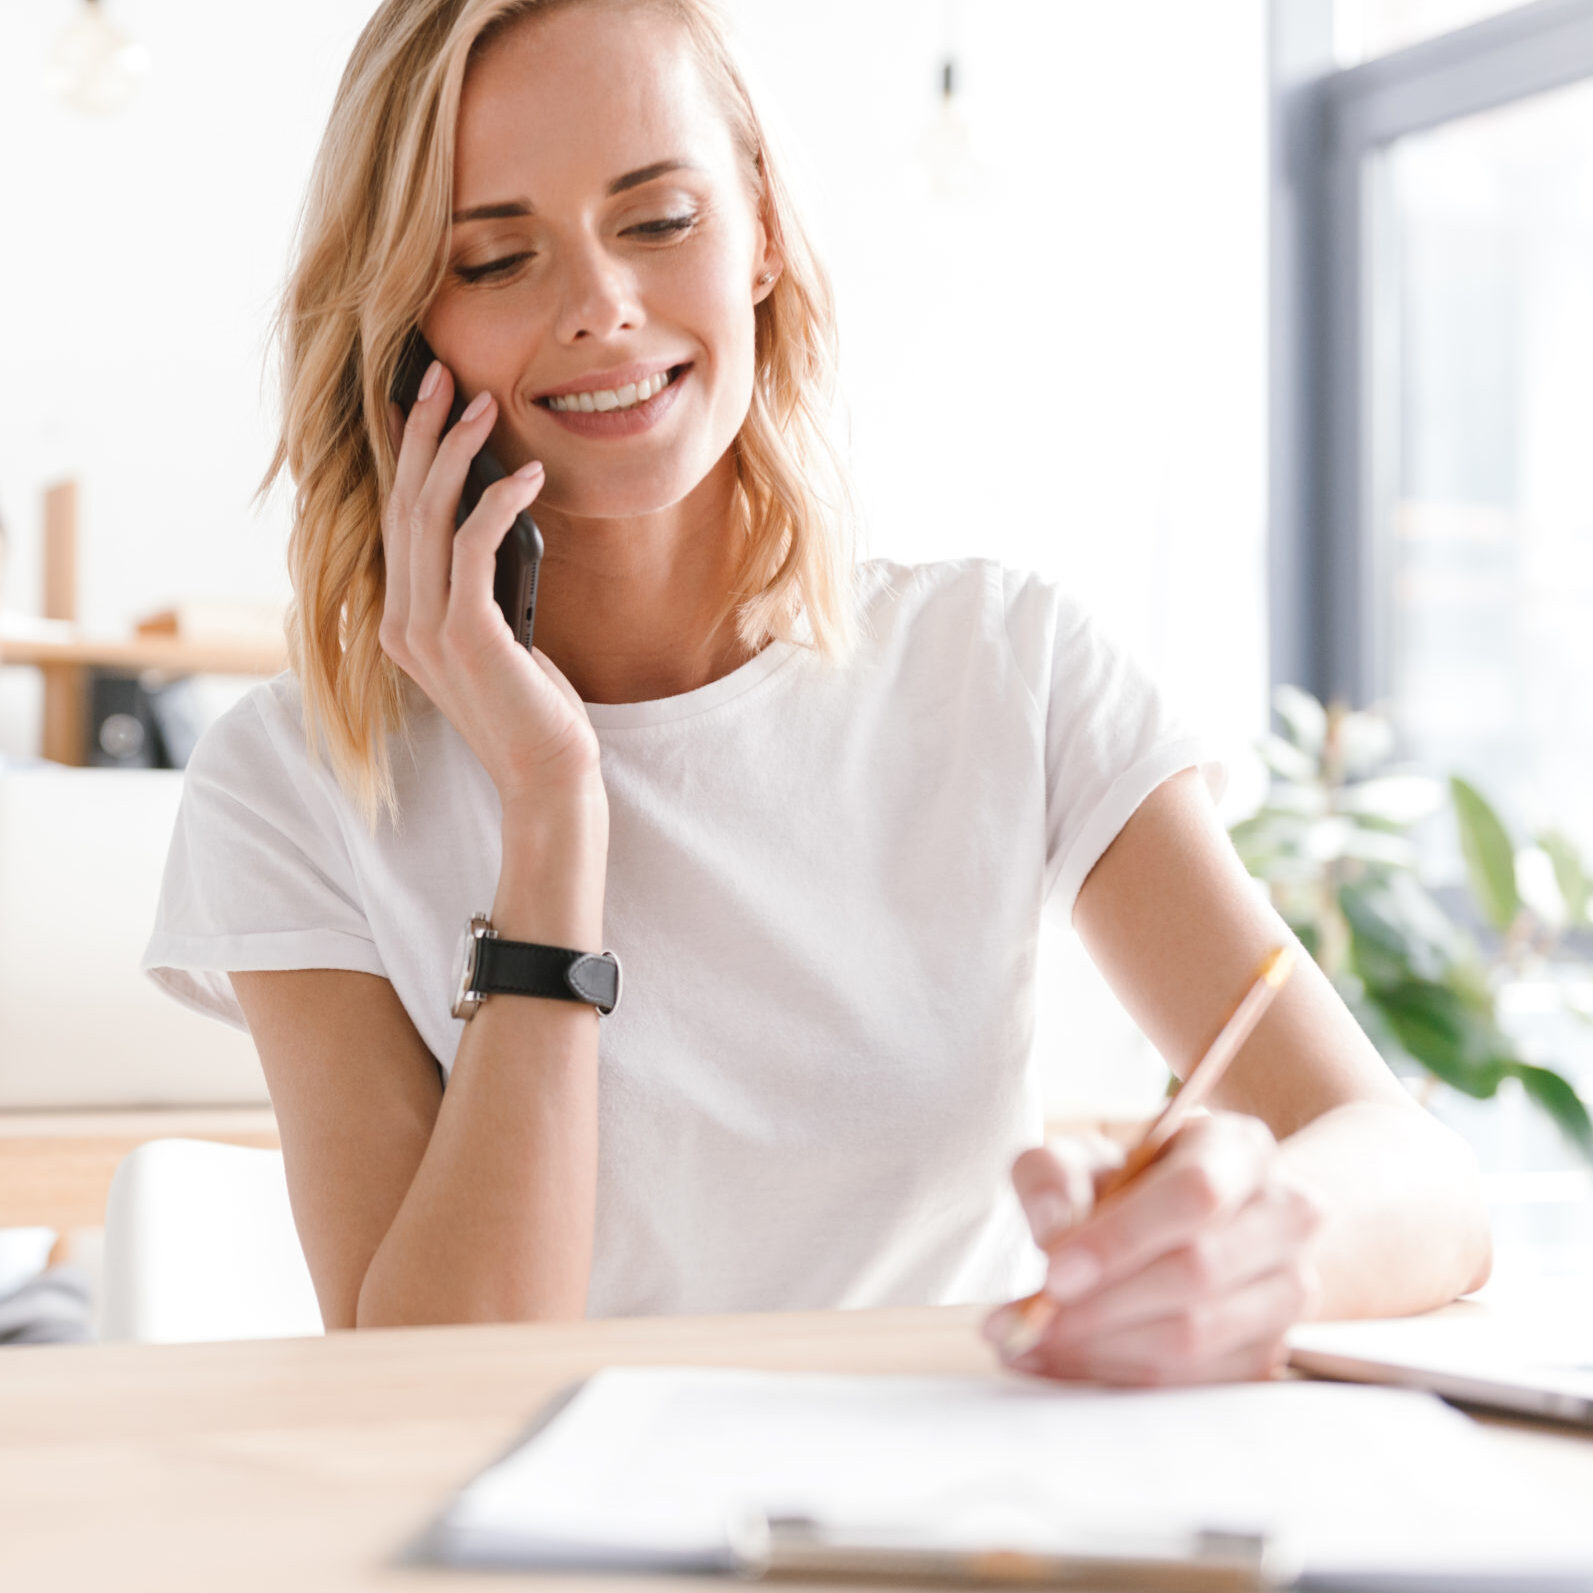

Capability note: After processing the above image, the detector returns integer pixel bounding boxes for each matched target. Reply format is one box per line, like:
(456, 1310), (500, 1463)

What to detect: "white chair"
(0, 766), (269, 1109)
(100, 1139), (323, 1342)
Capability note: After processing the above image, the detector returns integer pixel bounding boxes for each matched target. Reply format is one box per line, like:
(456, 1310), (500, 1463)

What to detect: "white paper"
(437, 1367), (1593, 1586)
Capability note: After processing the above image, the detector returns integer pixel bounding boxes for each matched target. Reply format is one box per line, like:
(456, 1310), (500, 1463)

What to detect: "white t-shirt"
(143, 558), (1214, 1318)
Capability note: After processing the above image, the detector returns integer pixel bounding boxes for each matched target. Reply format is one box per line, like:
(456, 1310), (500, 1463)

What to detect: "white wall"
(0, 0), (1267, 1116)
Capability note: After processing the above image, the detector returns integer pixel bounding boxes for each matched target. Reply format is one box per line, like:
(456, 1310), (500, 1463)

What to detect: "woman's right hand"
(380, 358), (598, 807)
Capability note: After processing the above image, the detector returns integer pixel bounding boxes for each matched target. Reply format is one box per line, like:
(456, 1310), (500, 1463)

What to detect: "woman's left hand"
(983, 1112), (1326, 1385)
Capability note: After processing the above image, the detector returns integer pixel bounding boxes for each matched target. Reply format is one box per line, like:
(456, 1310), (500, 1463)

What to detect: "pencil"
(998, 944), (1297, 1360)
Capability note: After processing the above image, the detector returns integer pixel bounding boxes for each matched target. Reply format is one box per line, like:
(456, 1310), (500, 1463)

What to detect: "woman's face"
(422, 3), (778, 521)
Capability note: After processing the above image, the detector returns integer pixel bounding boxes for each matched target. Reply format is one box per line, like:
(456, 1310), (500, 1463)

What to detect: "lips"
(533, 360), (690, 405)
(534, 362), (691, 438)
(538, 363), (688, 414)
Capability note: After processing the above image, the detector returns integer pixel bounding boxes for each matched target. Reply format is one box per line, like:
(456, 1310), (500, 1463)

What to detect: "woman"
(144, 0), (1490, 1379)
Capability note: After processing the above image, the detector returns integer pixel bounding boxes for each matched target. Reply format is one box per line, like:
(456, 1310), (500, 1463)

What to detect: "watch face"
(451, 915), (491, 1020)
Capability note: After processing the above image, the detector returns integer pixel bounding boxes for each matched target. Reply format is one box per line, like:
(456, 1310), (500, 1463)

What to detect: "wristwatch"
(451, 913), (623, 1020)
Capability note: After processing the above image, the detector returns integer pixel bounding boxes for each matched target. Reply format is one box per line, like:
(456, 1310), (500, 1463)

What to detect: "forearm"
(1278, 1099), (1492, 1320)
(356, 789), (608, 1328)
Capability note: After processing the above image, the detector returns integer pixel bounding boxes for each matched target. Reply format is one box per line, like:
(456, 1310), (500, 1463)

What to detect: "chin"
(539, 457), (718, 521)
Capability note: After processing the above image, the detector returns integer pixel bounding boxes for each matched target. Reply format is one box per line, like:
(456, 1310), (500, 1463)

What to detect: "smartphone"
(388, 330), (543, 652)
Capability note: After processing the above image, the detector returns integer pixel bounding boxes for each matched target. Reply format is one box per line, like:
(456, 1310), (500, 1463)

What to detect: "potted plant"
(1229, 686), (1593, 1164)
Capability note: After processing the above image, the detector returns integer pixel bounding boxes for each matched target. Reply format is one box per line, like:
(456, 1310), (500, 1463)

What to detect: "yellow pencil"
(999, 944), (1297, 1359)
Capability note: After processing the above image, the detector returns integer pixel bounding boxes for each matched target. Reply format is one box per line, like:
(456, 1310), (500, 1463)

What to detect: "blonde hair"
(260, 0), (858, 825)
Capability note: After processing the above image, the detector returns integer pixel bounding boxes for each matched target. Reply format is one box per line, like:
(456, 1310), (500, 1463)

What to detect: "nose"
(552, 236), (641, 344)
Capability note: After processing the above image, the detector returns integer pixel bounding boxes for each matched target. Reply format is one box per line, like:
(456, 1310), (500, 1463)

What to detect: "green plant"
(1230, 686), (1593, 1163)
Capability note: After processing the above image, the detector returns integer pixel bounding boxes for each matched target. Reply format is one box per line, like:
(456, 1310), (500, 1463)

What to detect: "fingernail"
(513, 459), (545, 481)
(996, 1301), (1052, 1361)
(461, 388), (494, 422)
(1046, 1248), (1102, 1303)
(1029, 1191), (1071, 1246)
(418, 360), (442, 402)
(981, 1308), (1013, 1345)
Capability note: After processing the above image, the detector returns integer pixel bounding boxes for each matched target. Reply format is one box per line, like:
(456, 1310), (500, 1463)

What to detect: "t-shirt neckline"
(581, 638), (801, 730)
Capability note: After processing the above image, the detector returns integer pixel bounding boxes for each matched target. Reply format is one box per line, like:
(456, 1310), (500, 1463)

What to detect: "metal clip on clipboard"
(730, 1512), (1288, 1590)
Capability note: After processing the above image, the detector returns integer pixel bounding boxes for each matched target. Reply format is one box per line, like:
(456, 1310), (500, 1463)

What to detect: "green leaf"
(1342, 882), (1420, 988)
(1337, 711), (1396, 778)
(1260, 734), (1319, 785)
(1450, 776), (1521, 932)
(1510, 1065), (1593, 1164)
(1368, 979), (1509, 1098)
(1340, 876), (1463, 985)
(1538, 829), (1591, 926)
(1273, 685), (1327, 757)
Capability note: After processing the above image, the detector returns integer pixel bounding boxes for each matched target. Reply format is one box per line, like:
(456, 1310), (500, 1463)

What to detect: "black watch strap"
(474, 936), (622, 1016)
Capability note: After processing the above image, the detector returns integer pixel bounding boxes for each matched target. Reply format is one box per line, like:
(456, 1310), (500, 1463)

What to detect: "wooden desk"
(3, 1304), (1593, 1592)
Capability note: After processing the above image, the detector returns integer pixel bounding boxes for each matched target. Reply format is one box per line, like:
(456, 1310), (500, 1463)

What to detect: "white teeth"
(547, 368), (674, 413)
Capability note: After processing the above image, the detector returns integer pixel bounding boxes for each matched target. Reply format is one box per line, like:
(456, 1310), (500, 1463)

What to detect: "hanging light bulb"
(46, 0), (152, 116)
(917, 57), (979, 199)
(914, 0), (986, 199)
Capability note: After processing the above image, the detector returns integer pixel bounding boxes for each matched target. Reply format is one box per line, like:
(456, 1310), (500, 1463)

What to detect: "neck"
(528, 451), (761, 705)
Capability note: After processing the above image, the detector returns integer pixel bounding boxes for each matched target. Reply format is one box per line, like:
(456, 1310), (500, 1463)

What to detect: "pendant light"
(46, 0), (152, 116)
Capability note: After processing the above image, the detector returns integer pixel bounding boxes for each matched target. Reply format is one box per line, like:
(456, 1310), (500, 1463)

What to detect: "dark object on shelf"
(85, 669), (203, 769)
(0, 1265), (93, 1347)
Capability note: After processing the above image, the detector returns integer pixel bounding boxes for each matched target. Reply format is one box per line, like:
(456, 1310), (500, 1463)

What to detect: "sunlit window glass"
(1376, 78), (1593, 863)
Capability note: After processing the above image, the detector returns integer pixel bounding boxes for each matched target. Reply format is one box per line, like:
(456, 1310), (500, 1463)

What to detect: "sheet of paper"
(438, 1367), (1593, 1585)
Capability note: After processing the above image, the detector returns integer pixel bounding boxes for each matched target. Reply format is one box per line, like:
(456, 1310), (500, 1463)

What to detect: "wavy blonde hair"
(259, 0), (858, 825)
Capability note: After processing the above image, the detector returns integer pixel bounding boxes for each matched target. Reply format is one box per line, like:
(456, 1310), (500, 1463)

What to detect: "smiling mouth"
(537, 364), (689, 415)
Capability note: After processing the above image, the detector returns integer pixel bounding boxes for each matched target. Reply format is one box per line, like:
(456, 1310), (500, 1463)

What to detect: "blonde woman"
(144, 0), (1489, 1378)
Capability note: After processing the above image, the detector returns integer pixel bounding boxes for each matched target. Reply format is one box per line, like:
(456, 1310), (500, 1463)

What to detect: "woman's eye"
(627, 214), (696, 238)
(455, 252), (533, 284)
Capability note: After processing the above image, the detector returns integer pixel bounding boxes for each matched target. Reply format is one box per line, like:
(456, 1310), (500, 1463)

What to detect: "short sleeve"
(1002, 570), (1225, 922)
(141, 681), (386, 1031)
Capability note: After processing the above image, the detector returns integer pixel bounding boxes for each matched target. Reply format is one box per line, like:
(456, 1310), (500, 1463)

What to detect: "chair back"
(101, 1138), (323, 1342)
(0, 767), (268, 1108)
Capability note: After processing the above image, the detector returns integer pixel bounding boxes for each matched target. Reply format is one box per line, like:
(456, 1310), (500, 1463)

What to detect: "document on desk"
(416, 1366), (1593, 1589)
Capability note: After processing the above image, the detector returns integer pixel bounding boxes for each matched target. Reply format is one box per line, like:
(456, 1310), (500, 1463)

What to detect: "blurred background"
(0, 0), (1589, 1340)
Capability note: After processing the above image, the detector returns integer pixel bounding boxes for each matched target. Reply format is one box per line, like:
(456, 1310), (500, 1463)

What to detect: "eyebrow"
(451, 160), (700, 223)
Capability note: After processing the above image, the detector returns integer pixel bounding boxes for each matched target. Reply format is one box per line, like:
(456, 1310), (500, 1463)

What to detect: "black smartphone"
(388, 330), (543, 652)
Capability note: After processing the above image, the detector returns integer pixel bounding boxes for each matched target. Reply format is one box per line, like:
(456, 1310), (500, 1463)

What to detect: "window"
(1270, 0), (1593, 1193)
(1381, 77), (1593, 852)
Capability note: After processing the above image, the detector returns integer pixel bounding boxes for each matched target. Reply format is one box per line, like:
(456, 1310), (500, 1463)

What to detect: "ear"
(751, 213), (783, 304)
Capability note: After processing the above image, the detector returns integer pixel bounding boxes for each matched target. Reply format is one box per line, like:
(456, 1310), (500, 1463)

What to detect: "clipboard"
(407, 1378), (1281, 1587)
(735, 1513), (1280, 1589)
(405, 1365), (1593, 1590)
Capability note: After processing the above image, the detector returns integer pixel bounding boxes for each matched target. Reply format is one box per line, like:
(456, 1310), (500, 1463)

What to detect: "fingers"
(1013, 1261), (1317, 1387)
(380, 360), (450, 661)
(379, 357), (545, 669)
(446, 462), (546, 647)
(1041, 1113), (1277, 1303)
(408, 383), (500, 637)
(1011, 1138), (1121, 1248)
(1035, 1179), (1322, 1342)
(989, 1112), (1327, 1387)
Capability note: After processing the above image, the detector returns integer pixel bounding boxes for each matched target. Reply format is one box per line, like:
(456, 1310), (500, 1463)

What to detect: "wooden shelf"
(0, 1106), (280, 1231)
(0, 480), (288, 763)
(0, 630), (286, 677)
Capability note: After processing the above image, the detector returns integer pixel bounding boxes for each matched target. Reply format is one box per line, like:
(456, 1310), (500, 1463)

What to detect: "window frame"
(1268, 0), (1593, 705)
